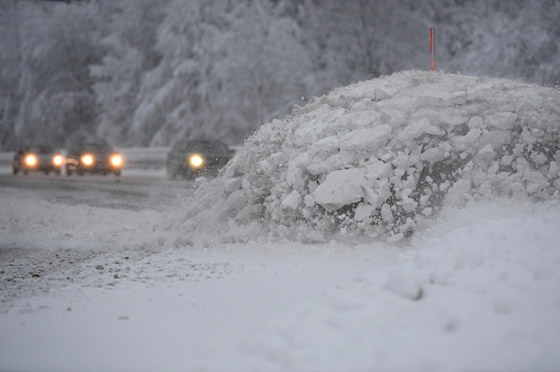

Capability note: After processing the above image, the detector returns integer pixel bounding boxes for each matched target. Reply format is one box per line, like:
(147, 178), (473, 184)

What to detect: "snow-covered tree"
(217, 1), (313, 135)
(91, 0), (166, 146)
(129, 0), (227, 146)
(430, 0), (560, 86)
(0, 0), (23, 150)
(14, 1), (102, 148)
(131, 0), (313, 146)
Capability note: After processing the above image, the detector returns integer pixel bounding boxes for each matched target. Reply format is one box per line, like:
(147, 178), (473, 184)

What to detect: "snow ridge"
(178, 71), (560, 244)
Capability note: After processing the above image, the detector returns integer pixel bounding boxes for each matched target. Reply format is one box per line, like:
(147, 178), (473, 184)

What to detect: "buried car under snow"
(166, 139), (235, 180)
(12, 145), (64, 175)
(65, 141), (123, 176)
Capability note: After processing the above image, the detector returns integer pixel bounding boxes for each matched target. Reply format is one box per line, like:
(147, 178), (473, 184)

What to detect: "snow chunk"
(281, 190), (302, 210)
(439, 108), (468, 126)
(312, 168), (367, 212)
(398, 118), (445, 141)
(486, 112), (517, 130)
(339, 125), (392, 150)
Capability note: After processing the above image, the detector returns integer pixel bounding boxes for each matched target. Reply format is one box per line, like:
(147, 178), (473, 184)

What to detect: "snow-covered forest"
(0, 0), (559, 151)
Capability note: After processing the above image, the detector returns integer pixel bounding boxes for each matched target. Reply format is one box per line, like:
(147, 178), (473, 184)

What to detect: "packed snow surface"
(179, 70), (560, 244)
(1, 71), (560, 371)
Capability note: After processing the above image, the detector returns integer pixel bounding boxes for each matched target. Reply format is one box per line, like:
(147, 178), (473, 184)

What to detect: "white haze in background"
(0, 0), (559, 150)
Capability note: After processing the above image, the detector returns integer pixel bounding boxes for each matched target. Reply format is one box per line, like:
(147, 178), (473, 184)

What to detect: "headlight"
(81, 154), (94, 166)
(25, 154), (37, 166)
(110, 154), (122, 167)
(52, 154), (63, 166)
(189, 154), (204, 168)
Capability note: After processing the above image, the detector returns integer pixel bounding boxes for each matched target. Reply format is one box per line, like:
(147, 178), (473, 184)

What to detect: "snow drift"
(177, 71), (560, 243)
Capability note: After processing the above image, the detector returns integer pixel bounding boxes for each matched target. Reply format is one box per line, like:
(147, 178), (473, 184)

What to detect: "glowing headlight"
(189, 154), (204, 168)
(81, 154), (94, 166)
(25, 154), (37, 166)
(111, 154), (122, 167)
(52, 154), (63, 166)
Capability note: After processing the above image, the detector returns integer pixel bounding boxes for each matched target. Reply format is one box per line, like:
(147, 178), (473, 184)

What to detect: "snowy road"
(0, 170), (192, 212)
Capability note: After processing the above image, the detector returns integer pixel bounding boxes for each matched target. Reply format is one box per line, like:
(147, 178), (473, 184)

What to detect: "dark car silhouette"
(12, 145), (63, 175)
(166, 139), (234, 180)
(65, 141), (123, 176)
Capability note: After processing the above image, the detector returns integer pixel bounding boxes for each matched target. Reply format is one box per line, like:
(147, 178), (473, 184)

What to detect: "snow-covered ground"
(1, 71), (560, 371)
(1, 187), (559, 371)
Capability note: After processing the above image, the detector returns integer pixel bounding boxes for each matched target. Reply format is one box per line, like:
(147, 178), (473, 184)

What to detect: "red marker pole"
(430, 28), (436, 71)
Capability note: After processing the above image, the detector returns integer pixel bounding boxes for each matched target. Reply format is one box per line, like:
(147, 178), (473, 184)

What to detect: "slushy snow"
(178, 70), (560, 244)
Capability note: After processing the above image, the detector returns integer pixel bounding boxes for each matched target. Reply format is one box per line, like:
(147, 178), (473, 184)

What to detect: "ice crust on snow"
(179, 71), (560, 243)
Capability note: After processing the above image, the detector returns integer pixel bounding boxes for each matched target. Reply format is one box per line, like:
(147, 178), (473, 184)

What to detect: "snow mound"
(177, 71), (560, 243)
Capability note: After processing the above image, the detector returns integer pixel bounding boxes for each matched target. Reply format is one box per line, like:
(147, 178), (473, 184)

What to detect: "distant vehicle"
(65, 141), (123, 176)
(166, 138), (234, 180)
(12, 145), (63, 175)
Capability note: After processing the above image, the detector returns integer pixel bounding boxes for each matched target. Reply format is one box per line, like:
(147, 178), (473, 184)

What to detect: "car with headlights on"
(166, 138), (234, 180)
(12, 145), (64, 175)
(65, 141), (123, 176)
